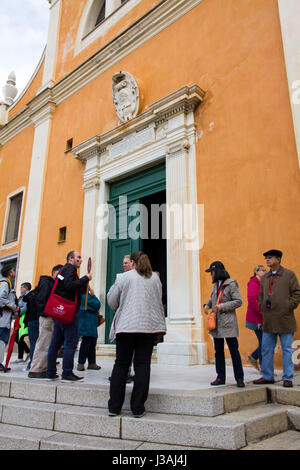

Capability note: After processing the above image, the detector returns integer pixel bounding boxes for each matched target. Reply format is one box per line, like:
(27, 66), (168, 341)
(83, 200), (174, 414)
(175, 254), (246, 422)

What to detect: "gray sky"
(0, 0), (50, 100)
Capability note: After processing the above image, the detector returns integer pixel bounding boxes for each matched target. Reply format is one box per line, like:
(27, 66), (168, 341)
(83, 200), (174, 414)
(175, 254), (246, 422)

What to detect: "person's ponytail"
(136, 253), (152, 279)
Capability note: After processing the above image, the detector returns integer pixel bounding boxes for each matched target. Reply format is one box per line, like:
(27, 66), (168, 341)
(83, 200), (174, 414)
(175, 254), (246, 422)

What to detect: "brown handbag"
(98, 314), (105, 327)
(207, 311), (217, 331)
(206, 285), (225, 331)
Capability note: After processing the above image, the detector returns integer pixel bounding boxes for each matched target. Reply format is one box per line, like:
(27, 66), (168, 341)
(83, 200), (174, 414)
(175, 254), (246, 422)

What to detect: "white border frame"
(73, 85), (207, 364)
(75, 0), (143, 56)
(1, 187), (26, 251)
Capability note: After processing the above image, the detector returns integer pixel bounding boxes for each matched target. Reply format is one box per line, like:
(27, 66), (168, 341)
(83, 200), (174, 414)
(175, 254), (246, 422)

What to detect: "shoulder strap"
(49, 268), (78, 303)
(49, 268), (63, 296)
(0, 279), (11, 292)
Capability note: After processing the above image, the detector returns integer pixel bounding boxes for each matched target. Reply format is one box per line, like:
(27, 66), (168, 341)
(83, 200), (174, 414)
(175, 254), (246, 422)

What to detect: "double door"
(104, 163), (166, 343)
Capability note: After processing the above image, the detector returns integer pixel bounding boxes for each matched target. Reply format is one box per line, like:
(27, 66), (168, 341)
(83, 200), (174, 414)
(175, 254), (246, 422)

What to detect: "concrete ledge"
(54, 405), (121, 438)
(218, 404), (289, 444)
(10, 381), (57, 403)
(287, 408), (300, 430)
(57, 383), (225, 417)
(56, 383), (108, 408)
(270, 386), (300, 407)
(0, 423), (57, 450)
(121, 412), (246, 450)
(242, 430), (300, 450)
(222, 386), (268, 413)
(0, 397), (68, 430)
(142, 389), (224, 417)
(40, 432), (141, 450)
(0, 379), (10, 398)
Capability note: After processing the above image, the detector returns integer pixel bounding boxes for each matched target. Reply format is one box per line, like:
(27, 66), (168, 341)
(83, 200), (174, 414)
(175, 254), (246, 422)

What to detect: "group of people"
(0, 252), (101, 382)
(0, 246), (300, 418)
(203, 249), (300, 389)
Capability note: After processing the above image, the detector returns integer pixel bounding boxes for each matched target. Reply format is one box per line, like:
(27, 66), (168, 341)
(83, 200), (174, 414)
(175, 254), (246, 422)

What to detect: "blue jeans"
(251, 327), (263, 365)
(28, 320), (39, 369)
(46, 312), (79, 378)
(261, 332), (294, 381)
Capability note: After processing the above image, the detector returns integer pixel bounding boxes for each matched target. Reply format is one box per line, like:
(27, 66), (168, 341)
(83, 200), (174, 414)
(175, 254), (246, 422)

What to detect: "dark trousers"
(251, 328), (263, 365)
(47, 313), (79, 378)
(108, 333), (155, 415)
(214, 337), (244, 382)
(16, 336), (30, 359)
(28, 320), (39, 367)
(78, 336), (97, 365)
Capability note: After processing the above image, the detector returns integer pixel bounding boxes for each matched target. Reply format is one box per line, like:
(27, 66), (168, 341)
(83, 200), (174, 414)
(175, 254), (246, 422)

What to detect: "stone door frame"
(72, 84), (208, 365)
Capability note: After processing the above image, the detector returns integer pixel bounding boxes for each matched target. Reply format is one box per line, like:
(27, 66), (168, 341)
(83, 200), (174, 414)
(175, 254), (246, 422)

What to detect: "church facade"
(0, 0), (300, 367)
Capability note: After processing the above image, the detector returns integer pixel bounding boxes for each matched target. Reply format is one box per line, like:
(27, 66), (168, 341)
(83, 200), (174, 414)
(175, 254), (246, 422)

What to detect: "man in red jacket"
(46, 251), (91, 382)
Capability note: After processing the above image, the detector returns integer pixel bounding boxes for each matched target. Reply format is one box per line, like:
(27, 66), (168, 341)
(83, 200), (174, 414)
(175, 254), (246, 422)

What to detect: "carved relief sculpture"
(112, 71), (140, 123)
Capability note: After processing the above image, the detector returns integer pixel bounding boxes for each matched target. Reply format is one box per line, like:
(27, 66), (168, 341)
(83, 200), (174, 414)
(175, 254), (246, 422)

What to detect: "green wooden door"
(105, 163), (166, 343)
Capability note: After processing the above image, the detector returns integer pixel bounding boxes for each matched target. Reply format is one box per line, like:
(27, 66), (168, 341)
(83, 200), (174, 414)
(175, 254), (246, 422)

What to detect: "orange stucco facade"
(0, 0), (299, 368)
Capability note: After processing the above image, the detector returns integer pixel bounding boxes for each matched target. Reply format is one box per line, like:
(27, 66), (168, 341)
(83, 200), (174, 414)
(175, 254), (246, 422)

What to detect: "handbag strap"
(215, 283), (225, 311)
(50, 268), (63, 296)
(50, 267), (78, 304)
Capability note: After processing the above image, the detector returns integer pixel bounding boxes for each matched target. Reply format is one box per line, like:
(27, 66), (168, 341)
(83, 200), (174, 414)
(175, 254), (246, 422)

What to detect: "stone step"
(242, 430), (300, 450)
(0, 422), (204, 450)
(216, 403), (290, 444)
(0, 376), (268, 417)
(0, 396), (293, 450)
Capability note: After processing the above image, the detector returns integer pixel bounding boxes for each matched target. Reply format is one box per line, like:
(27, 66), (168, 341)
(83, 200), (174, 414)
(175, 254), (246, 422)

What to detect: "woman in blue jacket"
(77, 288), (102, 371)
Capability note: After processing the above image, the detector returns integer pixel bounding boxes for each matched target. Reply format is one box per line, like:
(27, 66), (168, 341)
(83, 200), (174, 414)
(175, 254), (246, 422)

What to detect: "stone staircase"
(0, 376), (300, 450)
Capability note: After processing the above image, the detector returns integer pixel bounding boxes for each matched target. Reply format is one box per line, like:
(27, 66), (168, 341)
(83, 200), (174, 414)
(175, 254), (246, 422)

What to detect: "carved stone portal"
(112, 71), (140, 123)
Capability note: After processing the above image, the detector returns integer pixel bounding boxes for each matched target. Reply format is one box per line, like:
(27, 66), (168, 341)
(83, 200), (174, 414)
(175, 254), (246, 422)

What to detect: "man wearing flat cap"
(254, 249), (300, 387)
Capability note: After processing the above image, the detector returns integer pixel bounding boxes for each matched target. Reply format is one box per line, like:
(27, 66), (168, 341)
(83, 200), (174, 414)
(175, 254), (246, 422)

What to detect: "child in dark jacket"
(77, 288), (102, 371)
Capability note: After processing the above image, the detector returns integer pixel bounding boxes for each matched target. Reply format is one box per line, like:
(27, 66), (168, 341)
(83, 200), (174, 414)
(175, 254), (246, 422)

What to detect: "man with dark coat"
(46, 251), (91, 382)
(254, 250), (300, 387)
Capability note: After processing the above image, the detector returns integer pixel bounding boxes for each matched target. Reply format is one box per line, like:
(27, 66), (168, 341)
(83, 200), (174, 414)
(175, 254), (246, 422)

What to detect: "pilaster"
(278, 0), (300, 167)
(17, 102), (56, 288)
(40, 0), (62, 91)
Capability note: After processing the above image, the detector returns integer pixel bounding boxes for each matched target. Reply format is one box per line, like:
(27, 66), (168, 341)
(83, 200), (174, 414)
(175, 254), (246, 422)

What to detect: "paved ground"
(4, 352), (300, 390)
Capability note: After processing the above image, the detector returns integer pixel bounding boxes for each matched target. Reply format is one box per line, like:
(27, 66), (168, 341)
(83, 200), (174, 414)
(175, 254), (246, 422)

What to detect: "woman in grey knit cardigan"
(107, 252), (166, 418)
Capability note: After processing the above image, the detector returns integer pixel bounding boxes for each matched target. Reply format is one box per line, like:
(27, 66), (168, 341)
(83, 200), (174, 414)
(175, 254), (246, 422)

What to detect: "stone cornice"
(0, 0), (204, 145)
(72, 84), (205, 162)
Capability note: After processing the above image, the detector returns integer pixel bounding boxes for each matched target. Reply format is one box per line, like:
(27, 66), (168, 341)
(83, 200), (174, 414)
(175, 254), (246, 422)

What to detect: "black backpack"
(23, 287), (40, 322)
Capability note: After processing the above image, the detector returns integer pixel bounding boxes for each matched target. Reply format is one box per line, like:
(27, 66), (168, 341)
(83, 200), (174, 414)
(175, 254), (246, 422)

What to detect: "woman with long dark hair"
(203, 261), (245, 387)
(107, 252), (166, 418)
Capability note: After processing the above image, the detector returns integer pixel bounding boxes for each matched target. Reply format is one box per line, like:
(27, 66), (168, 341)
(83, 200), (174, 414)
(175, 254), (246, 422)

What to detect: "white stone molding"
(17, 103), (56, 288)
(40, 0), (62, 92)
(278, 0), (300, 168)
(73, 84), (207, 365)
(75, 0), (143, 56)
(0, 187), (26, 253)
(105, 0), (123, 18)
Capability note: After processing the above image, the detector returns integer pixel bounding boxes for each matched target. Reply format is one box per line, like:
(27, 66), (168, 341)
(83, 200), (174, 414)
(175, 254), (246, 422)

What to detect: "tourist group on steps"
(0, 248), (300, 418)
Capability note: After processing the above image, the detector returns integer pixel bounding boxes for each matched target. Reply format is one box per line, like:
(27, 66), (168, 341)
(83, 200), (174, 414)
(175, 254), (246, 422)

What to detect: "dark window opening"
(4, 193), (23, 244)
(58, 226), (67, 244)
(95, 2), (106, 26)
(66, 138), (73, 152)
